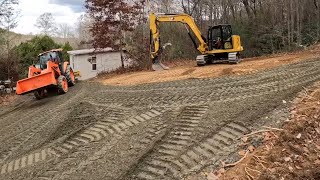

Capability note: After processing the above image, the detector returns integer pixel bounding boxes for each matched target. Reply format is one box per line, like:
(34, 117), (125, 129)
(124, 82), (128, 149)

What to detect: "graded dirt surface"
(1, 57), (320, 180)
(101, 46), (320, 86)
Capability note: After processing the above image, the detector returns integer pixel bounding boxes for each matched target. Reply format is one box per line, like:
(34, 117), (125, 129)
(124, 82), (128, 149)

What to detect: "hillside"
(5, 30), (80, 48)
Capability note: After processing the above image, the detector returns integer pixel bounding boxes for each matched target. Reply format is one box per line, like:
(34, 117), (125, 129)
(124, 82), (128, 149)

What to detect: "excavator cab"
(208, 25), (233, 50)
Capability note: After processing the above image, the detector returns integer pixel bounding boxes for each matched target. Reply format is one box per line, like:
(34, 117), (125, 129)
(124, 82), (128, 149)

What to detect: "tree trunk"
(242, 0), (253, 18)
(290, 0), (294, 45)
(119, 13), (125, 68)
(287, 0), (291, 47)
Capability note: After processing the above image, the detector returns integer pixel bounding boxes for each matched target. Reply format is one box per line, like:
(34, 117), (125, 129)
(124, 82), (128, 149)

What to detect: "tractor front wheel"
(34, 89), (47, 100)
(65, 65), (75, 87)
(57, 76), (68, 94)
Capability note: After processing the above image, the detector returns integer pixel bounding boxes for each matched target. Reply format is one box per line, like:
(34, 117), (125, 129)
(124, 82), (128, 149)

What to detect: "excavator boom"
(150, 13), (208, 65)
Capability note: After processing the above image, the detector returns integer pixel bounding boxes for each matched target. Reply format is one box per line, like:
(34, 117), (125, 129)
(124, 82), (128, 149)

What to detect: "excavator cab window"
(208, 26), (222, 50)
(208, 25), (233, 50)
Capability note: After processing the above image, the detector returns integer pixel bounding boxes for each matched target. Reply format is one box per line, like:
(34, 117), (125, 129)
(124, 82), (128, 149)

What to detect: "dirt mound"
(101, 46), (320, 86)
(217, 82), (320, 180)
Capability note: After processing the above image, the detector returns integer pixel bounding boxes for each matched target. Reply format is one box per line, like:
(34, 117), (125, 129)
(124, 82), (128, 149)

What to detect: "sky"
(13, 0), (85, 35)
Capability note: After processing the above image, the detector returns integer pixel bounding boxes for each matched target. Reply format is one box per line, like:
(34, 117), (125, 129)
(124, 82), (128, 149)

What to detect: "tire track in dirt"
(35, 107), (169, 180)
(3, 59), (320, 180)
(96, 63), (320, 107)
(130, 105), (209, 180)
(0, 148), (56, 175)
(51, 107), (166, 153)
(129, 122), (248, 179)
(116, 59), (320, 92)
(0, 85), (86, 164)
(173, 122), (248, 178)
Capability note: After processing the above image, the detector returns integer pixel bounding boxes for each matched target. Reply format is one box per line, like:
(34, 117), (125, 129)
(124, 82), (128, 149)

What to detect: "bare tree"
(0, 0), (19, 80)
(0, 0), (18, 17)
(35, 13), (57, 36)
(57, 23), (74, 38)
(74, 14), (93, 49)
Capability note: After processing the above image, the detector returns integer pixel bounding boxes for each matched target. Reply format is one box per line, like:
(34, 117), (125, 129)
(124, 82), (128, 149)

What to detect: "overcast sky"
(13, 0), (85, 35)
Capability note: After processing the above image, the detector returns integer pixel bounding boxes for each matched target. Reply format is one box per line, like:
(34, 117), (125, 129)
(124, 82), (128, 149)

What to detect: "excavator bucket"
(16, 71), (57, 95)
(152, 62), (170, 71)
(151, 43), (172, 71)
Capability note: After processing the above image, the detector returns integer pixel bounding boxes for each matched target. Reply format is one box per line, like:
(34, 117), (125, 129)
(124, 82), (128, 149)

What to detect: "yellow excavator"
(150, 13), (244, 70)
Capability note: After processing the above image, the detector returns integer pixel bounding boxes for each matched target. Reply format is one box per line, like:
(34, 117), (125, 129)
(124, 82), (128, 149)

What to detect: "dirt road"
(1, 58), (320, 180)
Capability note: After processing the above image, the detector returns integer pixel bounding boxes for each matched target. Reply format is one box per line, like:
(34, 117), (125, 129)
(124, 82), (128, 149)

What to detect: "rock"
(296, 133), (302, 139)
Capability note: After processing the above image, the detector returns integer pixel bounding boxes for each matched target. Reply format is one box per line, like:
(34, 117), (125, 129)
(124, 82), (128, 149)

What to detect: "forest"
(1, 0), (320, 79)
(85, 0), (320, 67)
(150, 0), (320, 57)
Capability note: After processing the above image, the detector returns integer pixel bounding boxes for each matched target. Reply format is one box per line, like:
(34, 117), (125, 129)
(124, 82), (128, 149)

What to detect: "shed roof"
(67, 48), (114, 56)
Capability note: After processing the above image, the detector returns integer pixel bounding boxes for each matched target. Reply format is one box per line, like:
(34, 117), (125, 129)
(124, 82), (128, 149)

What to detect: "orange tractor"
(16, 49), (75, 100)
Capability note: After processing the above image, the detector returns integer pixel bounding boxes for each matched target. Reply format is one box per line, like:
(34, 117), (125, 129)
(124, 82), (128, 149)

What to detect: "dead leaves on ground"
(207, 168), (226, 180)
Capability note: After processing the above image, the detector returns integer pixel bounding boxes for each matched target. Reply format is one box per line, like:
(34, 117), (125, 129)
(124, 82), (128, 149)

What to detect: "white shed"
(67, 48), (128, 80)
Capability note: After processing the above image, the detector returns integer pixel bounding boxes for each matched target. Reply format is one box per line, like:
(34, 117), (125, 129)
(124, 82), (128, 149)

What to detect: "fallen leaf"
(248, 145), (256, 152)
(315, 128), (320, 134)
(269, 168), (276, 173)
(241, 136), (248, 143)
(303, 147), (310, 154)
(239, 150), (247, 156)
(295, 166), (302, 170)
(316, 145), (320, 151)
(296, 133), (302, 139)
(283, 100), (287, 104)
(284, 157), (292, 162)
(314, 160), (320, 165)
(263, 132), (273, 141)
(217, 168), (226, 174)
(207, 172), (220, 180)
(288, 166), (294, 171)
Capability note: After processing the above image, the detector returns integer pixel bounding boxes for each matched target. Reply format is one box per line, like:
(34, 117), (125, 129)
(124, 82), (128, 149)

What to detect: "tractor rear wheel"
(65, 65), (75, 87)
(57, 76), (68, 94)
(34, 89), (47, 100)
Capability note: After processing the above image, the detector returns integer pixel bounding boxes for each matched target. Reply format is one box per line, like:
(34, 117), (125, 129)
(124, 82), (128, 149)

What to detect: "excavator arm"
(150, 13), (209, 65)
